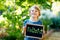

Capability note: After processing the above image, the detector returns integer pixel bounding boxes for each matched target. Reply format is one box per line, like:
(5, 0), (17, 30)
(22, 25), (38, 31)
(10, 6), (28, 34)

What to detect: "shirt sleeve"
(40, 21), (43, 25)
(23, 20), (28, 27)
(39, 20), (43, 25)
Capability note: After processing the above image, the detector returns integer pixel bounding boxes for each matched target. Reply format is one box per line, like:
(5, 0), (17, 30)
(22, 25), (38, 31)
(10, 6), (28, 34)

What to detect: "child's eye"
(35, 11), (38, 12)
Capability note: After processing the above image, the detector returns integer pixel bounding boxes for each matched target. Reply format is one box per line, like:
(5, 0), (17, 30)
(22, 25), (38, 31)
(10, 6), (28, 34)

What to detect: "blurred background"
(0, 0), (60, 40)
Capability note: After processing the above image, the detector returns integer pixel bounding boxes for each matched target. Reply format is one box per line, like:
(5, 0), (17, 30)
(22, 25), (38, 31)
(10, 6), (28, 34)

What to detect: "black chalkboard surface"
(25, 24), (44, 39)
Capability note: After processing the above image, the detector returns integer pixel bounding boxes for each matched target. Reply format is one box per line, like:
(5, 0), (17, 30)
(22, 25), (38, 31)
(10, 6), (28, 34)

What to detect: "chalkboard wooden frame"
(25, 24), (44, 39)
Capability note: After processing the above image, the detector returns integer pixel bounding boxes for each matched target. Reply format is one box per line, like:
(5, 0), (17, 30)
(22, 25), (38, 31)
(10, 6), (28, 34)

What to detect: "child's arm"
(22, 20), (27, 35)
(22, 26), (26, 36)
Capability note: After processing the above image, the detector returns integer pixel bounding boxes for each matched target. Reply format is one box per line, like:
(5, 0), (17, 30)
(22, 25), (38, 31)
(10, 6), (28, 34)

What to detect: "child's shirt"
(23, 19), (42, 40)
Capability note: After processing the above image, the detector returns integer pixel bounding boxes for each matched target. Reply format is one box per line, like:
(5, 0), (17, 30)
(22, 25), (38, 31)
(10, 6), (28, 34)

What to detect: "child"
(23, 5), (42, 40)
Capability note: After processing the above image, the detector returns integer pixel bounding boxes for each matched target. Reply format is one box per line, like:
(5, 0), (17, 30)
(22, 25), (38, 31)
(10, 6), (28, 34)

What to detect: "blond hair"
(29, 5), (40, 16)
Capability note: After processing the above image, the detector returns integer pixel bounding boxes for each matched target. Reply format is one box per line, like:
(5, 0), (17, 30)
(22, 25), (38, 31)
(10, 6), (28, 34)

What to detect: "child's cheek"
(29, 12), (32, 16)
(30, 11), (33, 15)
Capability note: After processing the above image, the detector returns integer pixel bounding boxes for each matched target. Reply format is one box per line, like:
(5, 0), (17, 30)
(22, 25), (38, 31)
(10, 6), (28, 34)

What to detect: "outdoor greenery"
(50, 12), (60, 30)
(0, 0), (60, 40)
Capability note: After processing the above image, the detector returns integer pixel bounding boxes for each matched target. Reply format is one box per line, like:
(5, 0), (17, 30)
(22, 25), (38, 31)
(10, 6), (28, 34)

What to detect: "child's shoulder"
(38, 20), (42, 25)
(38, 20), (42, 22)
(24, 19), (29, 23)
(23, 19), (29, 26)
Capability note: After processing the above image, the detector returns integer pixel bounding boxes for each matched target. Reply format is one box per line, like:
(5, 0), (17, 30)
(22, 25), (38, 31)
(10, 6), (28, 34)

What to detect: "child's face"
(30, 8), (40, 18)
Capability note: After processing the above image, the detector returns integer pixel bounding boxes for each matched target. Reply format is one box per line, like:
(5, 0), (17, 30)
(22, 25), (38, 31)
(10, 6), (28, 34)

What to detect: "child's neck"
(30, 17), (38, 22)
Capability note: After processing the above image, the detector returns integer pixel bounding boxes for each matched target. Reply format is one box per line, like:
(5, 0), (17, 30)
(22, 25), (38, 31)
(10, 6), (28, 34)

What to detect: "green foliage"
(50, 12), (60, 29)
(40, 10), (52, 32)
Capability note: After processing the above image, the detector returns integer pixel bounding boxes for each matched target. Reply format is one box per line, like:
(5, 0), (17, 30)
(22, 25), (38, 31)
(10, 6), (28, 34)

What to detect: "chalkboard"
(25, 24), (44, 39)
